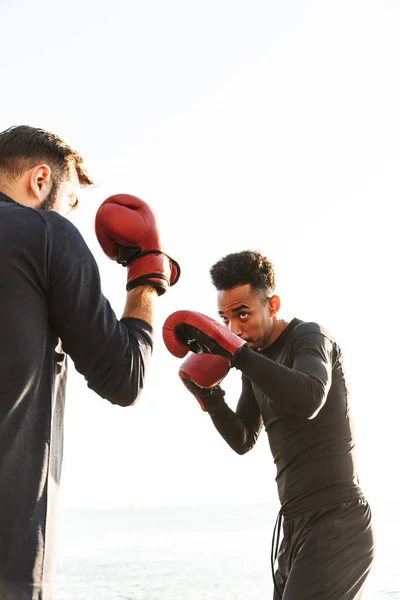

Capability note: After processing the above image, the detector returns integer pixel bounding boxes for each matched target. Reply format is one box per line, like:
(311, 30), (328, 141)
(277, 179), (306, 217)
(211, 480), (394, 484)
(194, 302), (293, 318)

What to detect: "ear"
(268, 295), (281, 317)
(28, 164), (52, 200)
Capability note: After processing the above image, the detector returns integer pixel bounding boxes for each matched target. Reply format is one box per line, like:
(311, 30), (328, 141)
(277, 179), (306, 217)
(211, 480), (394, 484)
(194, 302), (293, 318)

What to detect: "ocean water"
(55, 502), (398, 599)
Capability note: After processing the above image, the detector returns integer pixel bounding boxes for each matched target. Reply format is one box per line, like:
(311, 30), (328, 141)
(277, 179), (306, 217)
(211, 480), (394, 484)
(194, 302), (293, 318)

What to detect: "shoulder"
(1, 199), (49, 231)
(292, 320), (336, 343)
(4, 204), (83, 240)
(290, 320), (339, 354)
(32, 211), (96, 273)
(0, 201), (79, 250)
(36, 209), (82, 236)
(35, 211), (89, 256)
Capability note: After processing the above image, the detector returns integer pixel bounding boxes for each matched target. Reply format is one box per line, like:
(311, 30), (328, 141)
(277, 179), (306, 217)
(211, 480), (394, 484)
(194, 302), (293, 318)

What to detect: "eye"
(239, 312), (249, 320)
(220, 316), (229, 325)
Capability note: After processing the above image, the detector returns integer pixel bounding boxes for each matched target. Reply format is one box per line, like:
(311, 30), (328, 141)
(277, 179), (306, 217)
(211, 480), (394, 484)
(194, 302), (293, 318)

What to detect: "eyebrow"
(218, 304), (251, 316)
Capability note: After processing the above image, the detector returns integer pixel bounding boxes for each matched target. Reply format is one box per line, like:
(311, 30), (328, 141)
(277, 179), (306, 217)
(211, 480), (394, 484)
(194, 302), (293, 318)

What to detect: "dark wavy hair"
(0, 125), (93, 188)
(210, 250), (276, 304)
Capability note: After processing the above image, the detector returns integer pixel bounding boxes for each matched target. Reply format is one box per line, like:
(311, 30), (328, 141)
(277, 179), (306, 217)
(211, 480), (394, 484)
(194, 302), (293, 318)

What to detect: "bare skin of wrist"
(121, 285), (158, 324)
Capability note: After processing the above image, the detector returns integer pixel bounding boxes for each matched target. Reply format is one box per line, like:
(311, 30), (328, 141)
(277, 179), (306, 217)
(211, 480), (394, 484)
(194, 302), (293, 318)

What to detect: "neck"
(0, 187), (12, 199)
(0, 186), (38, 209)
(261, 318), (289, 350)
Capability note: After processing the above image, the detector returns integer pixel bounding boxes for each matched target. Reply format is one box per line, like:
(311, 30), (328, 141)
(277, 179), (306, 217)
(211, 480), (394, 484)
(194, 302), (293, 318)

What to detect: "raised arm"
(163, 310), (335, 420)
(45, 211), (154, 407)
(232, 332), (335, 419)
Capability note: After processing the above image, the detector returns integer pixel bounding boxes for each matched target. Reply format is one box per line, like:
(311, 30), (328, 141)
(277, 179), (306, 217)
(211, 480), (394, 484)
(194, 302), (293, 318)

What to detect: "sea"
(55, 502), (399, 599)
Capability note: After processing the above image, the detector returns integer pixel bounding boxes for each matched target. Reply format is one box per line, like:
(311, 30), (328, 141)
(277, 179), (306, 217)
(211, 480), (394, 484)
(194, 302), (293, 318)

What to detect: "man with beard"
(163, 250), (375, 600)
(0, 125), (179, 599)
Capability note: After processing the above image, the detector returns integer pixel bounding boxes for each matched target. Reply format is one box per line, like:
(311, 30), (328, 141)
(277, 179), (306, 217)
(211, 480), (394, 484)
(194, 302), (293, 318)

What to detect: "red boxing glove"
(163, 310), (246, 361)
(179, 353), (230, 412)
(95, 194), (180, 295)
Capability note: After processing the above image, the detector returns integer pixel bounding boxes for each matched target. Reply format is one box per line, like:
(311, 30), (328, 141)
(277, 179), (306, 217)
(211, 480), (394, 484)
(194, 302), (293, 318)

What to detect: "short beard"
(39, 180), (60, 211)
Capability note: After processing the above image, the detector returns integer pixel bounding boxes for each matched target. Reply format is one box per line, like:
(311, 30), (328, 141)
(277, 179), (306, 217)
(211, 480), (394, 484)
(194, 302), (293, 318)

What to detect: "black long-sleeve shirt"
(209, 318), (363, 517)
(0, 193), (153, 599)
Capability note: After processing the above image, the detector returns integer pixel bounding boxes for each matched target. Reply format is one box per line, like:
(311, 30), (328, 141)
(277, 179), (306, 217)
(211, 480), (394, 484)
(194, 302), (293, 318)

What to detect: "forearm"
(121, 285), (158, 324)
(199, 376), (262, 455)
(82, 287), (156, 405)
(209, 400), (260, 455)
(232, 346), (326, 419)
(82, 317), (153, 406)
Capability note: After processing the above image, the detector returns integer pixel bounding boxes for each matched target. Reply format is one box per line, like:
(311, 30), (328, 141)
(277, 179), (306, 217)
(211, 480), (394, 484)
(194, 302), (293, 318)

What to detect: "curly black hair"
(210, 250), (276, 303)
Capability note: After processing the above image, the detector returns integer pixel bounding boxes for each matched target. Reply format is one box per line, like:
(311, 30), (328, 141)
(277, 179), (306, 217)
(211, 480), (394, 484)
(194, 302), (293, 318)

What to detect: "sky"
(1, 0), (399, 511)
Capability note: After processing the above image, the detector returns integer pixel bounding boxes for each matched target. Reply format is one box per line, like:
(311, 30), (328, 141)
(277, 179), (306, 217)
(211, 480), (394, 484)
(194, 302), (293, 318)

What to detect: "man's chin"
(244, 339), (255, 348)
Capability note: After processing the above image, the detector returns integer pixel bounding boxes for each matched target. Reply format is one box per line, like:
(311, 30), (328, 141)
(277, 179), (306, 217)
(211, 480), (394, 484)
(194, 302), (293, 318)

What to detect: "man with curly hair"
(164, 250), (375, 600)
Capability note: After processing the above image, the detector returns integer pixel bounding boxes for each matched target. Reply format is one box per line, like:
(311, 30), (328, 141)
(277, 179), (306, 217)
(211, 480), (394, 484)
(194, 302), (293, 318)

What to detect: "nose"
(228, 323), (242, 338)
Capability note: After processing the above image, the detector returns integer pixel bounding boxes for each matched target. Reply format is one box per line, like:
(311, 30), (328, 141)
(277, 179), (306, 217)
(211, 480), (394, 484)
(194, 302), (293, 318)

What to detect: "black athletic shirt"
(0, 193), (153, 599)
(210, 318), (364, 517)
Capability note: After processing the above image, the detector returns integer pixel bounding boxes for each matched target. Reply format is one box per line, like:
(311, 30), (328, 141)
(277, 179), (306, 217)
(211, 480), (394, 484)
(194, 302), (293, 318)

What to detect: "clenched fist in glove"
(163, 310), (246, 361)
(95, 194), (180, 295)
(178, 353), (230, 413)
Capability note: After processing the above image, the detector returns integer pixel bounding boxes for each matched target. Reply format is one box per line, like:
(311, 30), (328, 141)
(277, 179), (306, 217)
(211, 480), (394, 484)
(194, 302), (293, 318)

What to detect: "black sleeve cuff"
(231, 344), (253, 369)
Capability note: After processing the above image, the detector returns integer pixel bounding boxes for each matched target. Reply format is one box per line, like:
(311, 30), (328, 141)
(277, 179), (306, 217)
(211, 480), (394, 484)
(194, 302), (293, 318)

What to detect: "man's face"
(40, 168), (80, 215)
(217, 284), (276, 350)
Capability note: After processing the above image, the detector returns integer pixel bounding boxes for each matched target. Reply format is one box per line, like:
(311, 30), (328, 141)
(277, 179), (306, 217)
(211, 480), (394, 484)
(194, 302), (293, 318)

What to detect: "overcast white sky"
(1, 0), (399, 511)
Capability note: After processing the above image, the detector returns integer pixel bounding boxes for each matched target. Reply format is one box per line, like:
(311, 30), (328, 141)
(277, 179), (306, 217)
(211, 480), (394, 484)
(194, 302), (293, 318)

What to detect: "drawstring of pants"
(271, 507), (284, 599)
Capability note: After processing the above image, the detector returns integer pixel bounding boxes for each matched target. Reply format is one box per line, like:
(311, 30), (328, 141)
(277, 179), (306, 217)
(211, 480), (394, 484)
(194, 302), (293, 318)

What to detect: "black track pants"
(272, 500), (375, 600)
